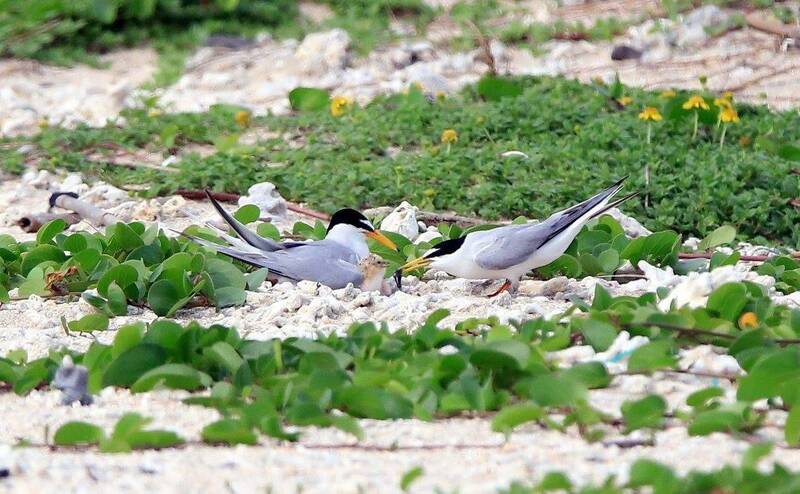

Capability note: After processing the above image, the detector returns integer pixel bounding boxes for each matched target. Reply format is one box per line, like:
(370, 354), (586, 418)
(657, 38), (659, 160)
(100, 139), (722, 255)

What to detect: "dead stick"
(49, 192), (119, 227)
(176, 189), (239, 203)
(364, 206), (491, 227)
(176, 189), (331, 221)
(745, 11), (800, 38)
(678, 252), (800, 262)
(17, 213), (80, 233)
(286, 202), (330, 221)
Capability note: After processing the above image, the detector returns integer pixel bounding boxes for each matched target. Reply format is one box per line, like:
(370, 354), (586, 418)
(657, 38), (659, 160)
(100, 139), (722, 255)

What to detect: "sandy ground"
(0, 174), (797, 493)
(2, 2), (800, 492)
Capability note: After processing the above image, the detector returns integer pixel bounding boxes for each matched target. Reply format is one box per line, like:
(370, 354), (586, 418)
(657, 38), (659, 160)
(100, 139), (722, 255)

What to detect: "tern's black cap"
(424, 236), (466, 259)
(327, 208), (373, 233)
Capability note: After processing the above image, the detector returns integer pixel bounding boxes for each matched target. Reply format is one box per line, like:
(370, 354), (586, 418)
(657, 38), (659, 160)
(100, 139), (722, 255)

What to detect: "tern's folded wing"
(473, 179), (627, 271)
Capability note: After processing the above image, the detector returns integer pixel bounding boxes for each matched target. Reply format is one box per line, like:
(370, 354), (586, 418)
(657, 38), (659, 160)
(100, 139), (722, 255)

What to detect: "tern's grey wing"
(207, 239), (362, 288)
(471, 224), (549, 270)
(256, 243), (363, 288)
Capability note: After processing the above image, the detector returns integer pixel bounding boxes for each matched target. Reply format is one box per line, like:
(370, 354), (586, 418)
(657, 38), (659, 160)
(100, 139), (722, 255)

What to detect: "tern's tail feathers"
(205, 190), (283, 252)
(589, 191), (639, 220)
(540, 178), (629, 245)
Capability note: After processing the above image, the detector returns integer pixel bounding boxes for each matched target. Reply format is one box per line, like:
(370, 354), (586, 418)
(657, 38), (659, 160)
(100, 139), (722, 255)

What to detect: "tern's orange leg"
(487, 280), (512, 297)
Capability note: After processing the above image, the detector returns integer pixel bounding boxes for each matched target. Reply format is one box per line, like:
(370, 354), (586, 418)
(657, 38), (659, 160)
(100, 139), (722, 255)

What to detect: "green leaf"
(53, 421), (105, 446)
(536, 472), (573, 491)
(738, 349), (800, 401)
(204, 341), (244, 375)
(147, 279), (180, 317)
(778, 143), (800, 161)
(580, 319), (617, 351)
(256, 222), (280, 241)
(127, 429), (184, 450)
(97, 264), (139, 298)
(537, 254), (582, 278)
(621, 231), (679, 266)
(524, 374), (586, 407)
(470, 340), (530, 372)
(245, 268), (269, 290)
(490, 403), (544, 434)
(621, 394), (666, 432)
(201, 419), (258, 445)
(107, 282), (128, 316)
(628, 459), (678, 491)
(400, 466), (424, 492)
(288, 87), (330, 112)
(706, 282), (747, 321)
(742, 442), (773, 469)
(233, 204), (260, 224)
(561, 362), (611, 389)
(67, 313), (109, 333)
(214, 286), (247, 308)
(131, 364), (208, 392)
(214, 133), (240, 153)
(112, 323), (144, 358)
(476, 76), (523, 101)
(214, 0), (239, 12)
(688, 409), (743, 436)
(686, 387), (724, 409)
(90, 0), (119, 23)
(336, 386), (413, 419)
(20, 245), (67, 276)
(206, 258), (246, 289)
(627, 341), (676, 372)
(36, 219), (67, 245)
(788, 407), (800, 446)
(102, 344), (167, 387)
(698, 225), (736, 251)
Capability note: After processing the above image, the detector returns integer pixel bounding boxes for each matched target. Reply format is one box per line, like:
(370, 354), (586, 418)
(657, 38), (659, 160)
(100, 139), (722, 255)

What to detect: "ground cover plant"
(0, 0), (433, 69)
(3, 76), (799, 245)
(0, 0), (298, 66)
(3, 204), (796, 324)
(3, 279), (800, 452)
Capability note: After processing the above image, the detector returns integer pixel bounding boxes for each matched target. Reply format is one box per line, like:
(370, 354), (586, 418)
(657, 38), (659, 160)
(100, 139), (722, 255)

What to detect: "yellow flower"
(234, 110), (251, 128)
(330, 95), (352, 117)
(617, 96), (633, 106)
(682, 95), (709, 111)
(738, 312), (758, 329)
(722, 91), (734, 100)
(638, 107), (663, 122)
(441, 129), (458, 144)
(719, 106), (739, 123)
(147, 108), (163, 118)
(660, 90), (677, 98)
(713, 97), (732, 109)
(37, 118), (49, 129)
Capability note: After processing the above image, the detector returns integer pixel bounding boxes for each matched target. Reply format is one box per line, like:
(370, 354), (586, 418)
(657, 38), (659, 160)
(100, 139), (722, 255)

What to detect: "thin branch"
(678, 251), (800, 262)
(622, 322), (800, 347)
(175, 189), (331, 220)
(745, 11), (800, 38)
(616, 368), (739, 382)
(622, 322), (736, 340)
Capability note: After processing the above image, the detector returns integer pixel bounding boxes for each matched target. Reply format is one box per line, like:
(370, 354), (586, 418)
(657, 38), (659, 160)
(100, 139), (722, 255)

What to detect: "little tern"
(188, 192), (397, 289)
(396, 178), (637, 296)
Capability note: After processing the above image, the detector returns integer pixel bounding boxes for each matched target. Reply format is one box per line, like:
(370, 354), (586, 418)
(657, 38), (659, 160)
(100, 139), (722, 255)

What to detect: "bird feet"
(487, 280), (512, 298)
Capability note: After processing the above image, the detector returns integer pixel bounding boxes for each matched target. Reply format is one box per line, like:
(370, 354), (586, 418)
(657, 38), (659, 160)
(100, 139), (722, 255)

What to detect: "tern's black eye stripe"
(425, 236), (466, 258)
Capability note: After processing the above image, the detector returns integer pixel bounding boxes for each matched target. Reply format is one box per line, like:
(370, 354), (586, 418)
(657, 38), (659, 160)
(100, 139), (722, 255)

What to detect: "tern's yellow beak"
(399, 256), (432, 273)
(366, 230), (398, 251)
